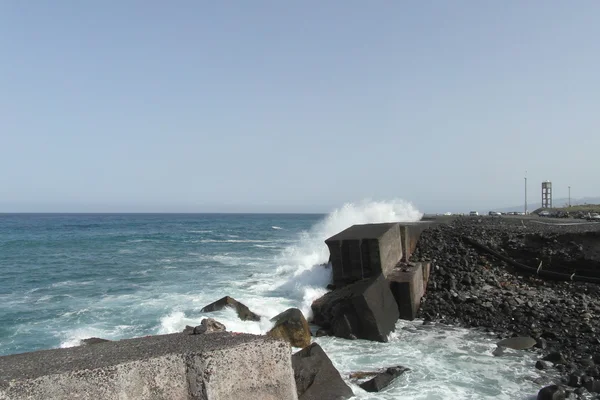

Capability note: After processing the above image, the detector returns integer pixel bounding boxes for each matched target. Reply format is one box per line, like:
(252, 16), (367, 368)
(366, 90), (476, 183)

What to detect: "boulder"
(186, 318), (226, 334)
(543, 352), (567, 365)
(201, 296), (260, 321)
(292, 343), (353, 400)
(536, 360), (554, 370)
(537, 385), (566, 400)
(81, 337), (110, 346)
(311, 274), (399, 342)
(496, 336), (536, 350)
(358, 366), (410, 392)
(267, 308), (311, 348)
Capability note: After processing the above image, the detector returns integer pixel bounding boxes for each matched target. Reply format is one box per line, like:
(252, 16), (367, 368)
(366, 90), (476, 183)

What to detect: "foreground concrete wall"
(0, 333), (297, 400)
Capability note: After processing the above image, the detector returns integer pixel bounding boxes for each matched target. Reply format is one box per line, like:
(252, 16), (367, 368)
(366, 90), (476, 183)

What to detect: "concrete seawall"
(0, 332), (297, 400)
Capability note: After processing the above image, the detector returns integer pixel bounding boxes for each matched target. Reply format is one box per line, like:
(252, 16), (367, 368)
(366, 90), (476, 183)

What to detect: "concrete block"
(312, 275), (399, 342)
(421, 261), (431, 293)
(388, 263), (424, 321)
(325, 223), (402, 287)
(0, 332), (297, 400)
(398, 222), (434, 262)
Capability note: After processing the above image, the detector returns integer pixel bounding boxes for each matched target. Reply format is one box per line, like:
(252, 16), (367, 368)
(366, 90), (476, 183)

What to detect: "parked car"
(587, 213), (600, 221)
(488, 211), (501, 217)
(539, 211), (551, 217)
(469, 211), (479, 216)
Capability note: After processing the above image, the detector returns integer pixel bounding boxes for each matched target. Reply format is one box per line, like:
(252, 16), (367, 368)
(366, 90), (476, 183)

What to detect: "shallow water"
(0, 202), (556, 398)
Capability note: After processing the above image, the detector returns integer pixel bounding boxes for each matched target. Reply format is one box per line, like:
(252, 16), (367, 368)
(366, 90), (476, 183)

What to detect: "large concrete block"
(325, 223), (402, 287)
(0, 333), (297, 400)
(398, 222), (434, 262)
(388, 263), (424, 321)
(311, 274), (399, 342)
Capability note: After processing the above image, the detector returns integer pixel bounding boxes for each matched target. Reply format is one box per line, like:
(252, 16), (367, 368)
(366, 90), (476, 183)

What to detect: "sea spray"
(266, 199), (423, 317)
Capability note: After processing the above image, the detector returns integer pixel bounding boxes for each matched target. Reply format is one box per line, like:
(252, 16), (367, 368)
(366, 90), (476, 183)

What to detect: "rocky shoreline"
(413, 217), (600, 399)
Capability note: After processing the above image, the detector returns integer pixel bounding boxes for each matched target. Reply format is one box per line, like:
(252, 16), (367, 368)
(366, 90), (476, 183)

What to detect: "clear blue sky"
(1, 1), (599, 213)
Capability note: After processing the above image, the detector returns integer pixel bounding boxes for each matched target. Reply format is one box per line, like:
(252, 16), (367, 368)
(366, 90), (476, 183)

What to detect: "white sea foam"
(59, 325), (133, 348)
(318, 320), (553, 399)
(272, 226), (283, 230)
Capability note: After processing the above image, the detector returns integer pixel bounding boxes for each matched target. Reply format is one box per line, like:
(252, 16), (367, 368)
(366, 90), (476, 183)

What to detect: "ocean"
(0, 201), (550, 399)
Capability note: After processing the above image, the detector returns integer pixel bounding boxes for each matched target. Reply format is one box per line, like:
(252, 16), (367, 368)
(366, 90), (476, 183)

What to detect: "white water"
(54, 200), (554, 399)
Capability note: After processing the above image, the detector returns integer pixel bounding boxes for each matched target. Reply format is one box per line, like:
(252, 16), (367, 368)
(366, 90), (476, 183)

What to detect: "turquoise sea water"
(0, 204), (556, 399)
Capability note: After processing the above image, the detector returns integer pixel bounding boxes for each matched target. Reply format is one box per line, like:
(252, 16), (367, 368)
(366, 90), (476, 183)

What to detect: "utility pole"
(524, 171), (528, 215)
(568, 186), (571, 207)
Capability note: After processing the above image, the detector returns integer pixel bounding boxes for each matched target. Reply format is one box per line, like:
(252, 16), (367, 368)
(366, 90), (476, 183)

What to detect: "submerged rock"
(267, 308), (311, 348)
(81, 337), (110, 346)
(292, 343), (353, 400)
(537, 385), (565, 400)
(201, 296), (260, 321)
(536, 360), (554, 370)
(358, 366), (410, 393)
(496, 336), (536, 350)
(311, 274), (399, 342)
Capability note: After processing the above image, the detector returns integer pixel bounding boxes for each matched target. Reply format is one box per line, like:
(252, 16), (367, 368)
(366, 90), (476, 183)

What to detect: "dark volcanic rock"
(311, 274), (399, 342)
(412, 217), (600, 389)
(537, 385), (565, 400)
(536, 360), (554, 370)
(496, 336), (536, 350)
(358, 366), (410, 392)
(81, 337), (110, 346)
(267, 308), (311, 348)
(201, 296), (260, 321)
(292, 343), (353, 400)
(187, 318), (226, 334)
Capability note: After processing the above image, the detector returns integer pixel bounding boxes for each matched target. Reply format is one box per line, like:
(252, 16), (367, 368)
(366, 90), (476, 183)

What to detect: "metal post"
(568, 186), (571, 207)
(524, 172), (528, 215)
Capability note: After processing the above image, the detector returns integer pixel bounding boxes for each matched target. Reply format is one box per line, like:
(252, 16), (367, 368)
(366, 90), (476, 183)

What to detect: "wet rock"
(201, 296), (260, 321)
(584, 378), (600, 393)
(267, 308), (311, 348)
(292, 343), (353, 400)
(81, 337), (110, 346)
(568, 373), (583, 387)
(311, 274), (399, 342)
(188, 318), (226, 334)
(536, 337), (548, 350)
(544, 352), (567, 365)
(358, 366), (410, 393)
(536, 360), (554, 370)
(537, 385), (565, 400)
(496, 336), (536, 350)
(492, 346), (506, 357)
(315, 328), (330, 337)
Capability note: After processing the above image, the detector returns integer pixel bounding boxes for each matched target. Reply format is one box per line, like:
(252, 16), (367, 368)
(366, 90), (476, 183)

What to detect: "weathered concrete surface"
(325, 223), (402, 287)
(398, 222), (434, 262)
(388, 263), (424, 321)
(0, 332), (297, 400)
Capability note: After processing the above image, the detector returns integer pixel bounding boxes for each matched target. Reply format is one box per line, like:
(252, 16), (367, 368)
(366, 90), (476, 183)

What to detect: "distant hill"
(494, 197), (600, 213)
